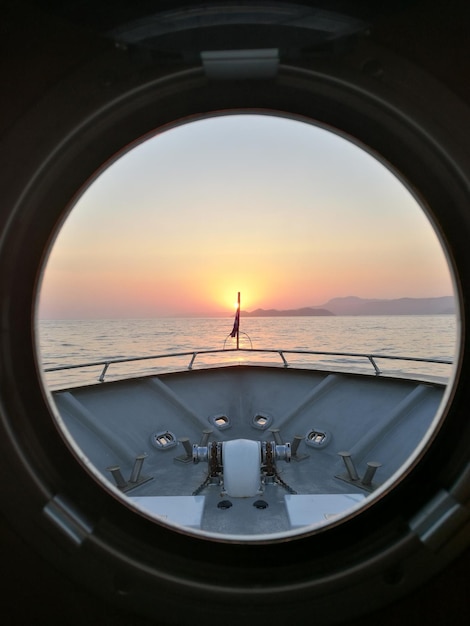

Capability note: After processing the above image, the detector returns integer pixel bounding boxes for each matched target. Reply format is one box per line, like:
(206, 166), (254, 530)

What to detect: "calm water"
(37, 315), (458, 389)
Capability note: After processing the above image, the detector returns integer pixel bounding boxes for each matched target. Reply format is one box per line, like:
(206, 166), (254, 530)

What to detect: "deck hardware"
(209, 413), (231, 430)
(129, 454), (147, 483)
(270, 428), (283, 445)
(311, 432), (325, 444)
(175, 437), (193, 463)
(306, 429), (330, 448)
(262, 440), (292, 464)
(368, 356), (381, 375)
(151, 430), (177, 450)
(217, 500), (232, 509)
(194, 440), (293, 496)
(262, 441), (296, 493)
(291, 435), (309, 461)
(252, 412), (273, 430)
(338, 451), (360, 481)
(193, 441), (223, 470)
(274, 443), (291, 462)
(107, 465), (128, 489)
(253, 500), (269, 509)
(361, 461), (382, 486)
(336, 453), (382, 492)
(98, 362), (110, 382)
(45, 349), (453, 382)
(107, 457), (153, 492)
(188, 352), (197, 370)
(291, 435), (302, 455)
(200, 429), (213, 446)
(193, 444), (208, 463)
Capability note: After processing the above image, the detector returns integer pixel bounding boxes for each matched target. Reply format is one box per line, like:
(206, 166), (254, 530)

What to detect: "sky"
(37, 114), (454, 319)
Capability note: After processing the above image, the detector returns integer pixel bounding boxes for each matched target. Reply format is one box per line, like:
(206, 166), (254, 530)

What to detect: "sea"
(37, 315), (458, 389)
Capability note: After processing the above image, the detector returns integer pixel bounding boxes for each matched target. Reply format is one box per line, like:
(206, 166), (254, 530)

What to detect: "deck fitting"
(338, 451), (360, 481)
(200, 429), (213, 446)
(107, 457), (153, 492)
(336, 453), (382, 492)
(129, 454), (147, 483)
(175, 437), (194, 463)
(107, 465), (127, 489)
(361, 461), (382, 486)
(291, 434), (309, 461)
(270, 428), (283, 445)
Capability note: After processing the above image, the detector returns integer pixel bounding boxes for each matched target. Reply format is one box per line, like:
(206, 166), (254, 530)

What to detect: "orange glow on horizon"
(37, 115), (455, 321)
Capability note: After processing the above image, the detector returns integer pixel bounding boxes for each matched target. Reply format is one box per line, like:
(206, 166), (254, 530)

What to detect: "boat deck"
(52, 364), (446, 537)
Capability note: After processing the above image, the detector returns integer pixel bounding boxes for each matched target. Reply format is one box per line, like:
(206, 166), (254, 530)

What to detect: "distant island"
(242, 307), (334, 317)
(241, 295), (456, 317)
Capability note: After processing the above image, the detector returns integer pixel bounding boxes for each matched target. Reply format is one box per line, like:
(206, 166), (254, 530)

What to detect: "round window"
(37, 113), (458, 541)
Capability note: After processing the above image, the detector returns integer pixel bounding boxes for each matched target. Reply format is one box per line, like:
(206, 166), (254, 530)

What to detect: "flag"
(230, 307), (240, 338)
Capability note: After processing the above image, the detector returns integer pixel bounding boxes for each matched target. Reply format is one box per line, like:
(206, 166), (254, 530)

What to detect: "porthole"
(1, 4), (470, 625)
(36, 110), (458, 542)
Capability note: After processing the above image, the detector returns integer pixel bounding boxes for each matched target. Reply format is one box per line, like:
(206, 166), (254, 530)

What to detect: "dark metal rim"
(0, 43), (469, 622)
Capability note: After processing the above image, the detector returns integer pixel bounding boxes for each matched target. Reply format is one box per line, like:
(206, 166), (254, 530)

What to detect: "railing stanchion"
(99, 362), (110, 382)
(279, 351), (289, 367)
(369, 356), (381, 375)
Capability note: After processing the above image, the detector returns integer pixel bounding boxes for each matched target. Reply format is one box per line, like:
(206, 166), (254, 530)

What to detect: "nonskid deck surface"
(52, 365), (446, 535)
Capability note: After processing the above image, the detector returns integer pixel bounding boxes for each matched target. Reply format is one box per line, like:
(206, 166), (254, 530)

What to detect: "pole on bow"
(230, 292), (240, 349)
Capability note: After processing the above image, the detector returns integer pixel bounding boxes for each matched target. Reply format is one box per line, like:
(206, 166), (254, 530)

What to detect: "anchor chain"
(192, 474), (210, 496)
(193, 441), (296, 495)
(192, 442), (221, 495)
(265, 440), (275, 476)
(265, 441), (297, 495)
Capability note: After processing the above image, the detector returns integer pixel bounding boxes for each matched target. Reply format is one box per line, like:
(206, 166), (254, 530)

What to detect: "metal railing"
(42, 347), (453, 383)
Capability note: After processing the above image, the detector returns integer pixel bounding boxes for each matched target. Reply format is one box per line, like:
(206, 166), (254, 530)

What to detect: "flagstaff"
(237, 291), (240, 349)
(229, 291), (241, 349)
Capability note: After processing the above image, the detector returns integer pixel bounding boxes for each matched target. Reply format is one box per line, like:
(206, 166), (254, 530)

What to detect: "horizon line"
(37, 293), (455, 321)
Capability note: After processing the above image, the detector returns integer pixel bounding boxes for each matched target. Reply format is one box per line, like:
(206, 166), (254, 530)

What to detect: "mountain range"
(242, 306), (333, 317)
(241, 296), (455, 317)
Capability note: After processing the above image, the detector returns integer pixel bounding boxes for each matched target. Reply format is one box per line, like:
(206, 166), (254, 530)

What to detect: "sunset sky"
(37, 114), (454, 319)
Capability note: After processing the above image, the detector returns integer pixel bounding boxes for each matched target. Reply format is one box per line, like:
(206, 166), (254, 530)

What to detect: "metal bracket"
(409, 488), (470, 552)
(43, 494), (94, 547)
(201, 48), (279, 80)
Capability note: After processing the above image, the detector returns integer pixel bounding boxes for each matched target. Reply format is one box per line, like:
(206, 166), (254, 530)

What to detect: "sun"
(211, 282), (269, 314)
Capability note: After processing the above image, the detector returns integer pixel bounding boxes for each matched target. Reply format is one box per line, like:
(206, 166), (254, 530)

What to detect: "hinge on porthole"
(43, 494), (94, 547)
(409, 485), (470, 552)
(201, 48), (279, 79)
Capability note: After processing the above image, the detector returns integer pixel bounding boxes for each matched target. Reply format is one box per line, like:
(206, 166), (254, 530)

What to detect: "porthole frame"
(0, 30), (470, 626)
